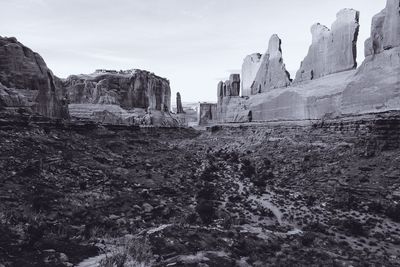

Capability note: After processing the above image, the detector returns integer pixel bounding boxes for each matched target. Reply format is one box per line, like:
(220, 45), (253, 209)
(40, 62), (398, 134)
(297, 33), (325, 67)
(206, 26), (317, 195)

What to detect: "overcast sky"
(0, 0), (386, 103)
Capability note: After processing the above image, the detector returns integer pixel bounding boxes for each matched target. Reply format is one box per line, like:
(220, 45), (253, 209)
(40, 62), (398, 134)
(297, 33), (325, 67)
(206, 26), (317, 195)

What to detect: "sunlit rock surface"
(294, 9), (360, 83)
(241, 53), (261, 97)
(251, 35), (291, 94)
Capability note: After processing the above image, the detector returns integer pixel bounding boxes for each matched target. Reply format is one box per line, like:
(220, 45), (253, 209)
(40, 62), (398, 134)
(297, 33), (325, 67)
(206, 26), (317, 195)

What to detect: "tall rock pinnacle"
(250, 34), (291, 94)
(176, 92), (184, 114)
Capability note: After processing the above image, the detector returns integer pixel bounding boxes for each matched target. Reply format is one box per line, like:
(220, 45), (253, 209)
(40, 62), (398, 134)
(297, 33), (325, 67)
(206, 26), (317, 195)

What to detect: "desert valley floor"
(1, 111), (400, 267)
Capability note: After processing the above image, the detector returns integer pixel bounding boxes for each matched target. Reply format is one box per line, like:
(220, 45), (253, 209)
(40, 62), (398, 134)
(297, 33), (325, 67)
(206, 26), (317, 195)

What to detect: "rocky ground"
(1, 111), (400, 267)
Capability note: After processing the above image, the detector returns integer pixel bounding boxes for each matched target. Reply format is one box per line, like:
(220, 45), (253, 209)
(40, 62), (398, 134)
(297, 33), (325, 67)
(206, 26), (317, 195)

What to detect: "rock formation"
(215, 1), (399, 123)
(217, 74), (240, 101)
(241, 53), (261, 97)
(176, 92), (184, 114)
(294, 9), (360, 83)
(0, 36), (68, 118)
(64, 69), (179, 125)
(65, 69), (171, 112)
(198, 103), (217, 125)
(251, 34), (291, 94)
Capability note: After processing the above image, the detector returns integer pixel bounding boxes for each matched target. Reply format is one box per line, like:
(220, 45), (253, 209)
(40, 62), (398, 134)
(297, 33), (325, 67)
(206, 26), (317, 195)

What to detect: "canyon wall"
(216, 0), (400, 123)
(0, 36), (68, 118)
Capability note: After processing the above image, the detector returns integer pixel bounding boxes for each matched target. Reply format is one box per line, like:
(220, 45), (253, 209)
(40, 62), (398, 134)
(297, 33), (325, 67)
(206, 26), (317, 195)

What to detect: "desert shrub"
(195, 200), (216, 225)
(341, 218), (366, 237)
(385, 204), (400, 222)
(300, 232), (316, 247)
(100, 236), (153, 267)
(241, 159), (256, 178)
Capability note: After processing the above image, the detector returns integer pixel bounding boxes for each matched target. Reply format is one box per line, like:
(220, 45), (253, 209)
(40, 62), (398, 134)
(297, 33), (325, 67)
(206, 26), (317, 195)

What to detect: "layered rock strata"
(251, 34), (291, 94)
(294, 9), (360, 83)
(241, 53), (261, 97)
(0, 83), (28, 108)
(0, 36), (68, 118)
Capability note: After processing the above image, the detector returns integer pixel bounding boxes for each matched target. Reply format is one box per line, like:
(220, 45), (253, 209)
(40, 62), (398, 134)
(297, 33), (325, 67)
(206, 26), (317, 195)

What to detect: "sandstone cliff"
(294, 9), (360, 83)
(251, 34), (291, 94)
(341, 0), (400, 115)
(0, 36), (68, 118)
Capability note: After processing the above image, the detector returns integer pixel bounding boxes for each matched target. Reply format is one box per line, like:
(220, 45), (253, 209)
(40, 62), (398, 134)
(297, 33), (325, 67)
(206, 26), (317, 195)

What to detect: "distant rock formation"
(0, 36), (68, 118)
(198, 103), (217, 125)
(217, 74), (240, 101)
(251, 34), (291, 94)
(65, 69), (171, 112)
(294, 9), (360, 83)
(176, 92), (184, 114)
(241, 53), (261, 97)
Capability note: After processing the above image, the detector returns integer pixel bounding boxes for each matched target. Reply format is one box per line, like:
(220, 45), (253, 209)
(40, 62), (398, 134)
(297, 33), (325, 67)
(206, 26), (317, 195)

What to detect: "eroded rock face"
(176, 92), (184, 114)
(0, 83), (28, 108)
(241, 53), (261, 97)
(251, 34), (291, 94)
(65, 69), (171, 112)
(364, 0), (400, 56)
(198, 103), (218, 125)
(343, 0), (400, 115)
(217, 74), (240, 101)
(294, 9), (360, 83)
(0, 36), (68, 118)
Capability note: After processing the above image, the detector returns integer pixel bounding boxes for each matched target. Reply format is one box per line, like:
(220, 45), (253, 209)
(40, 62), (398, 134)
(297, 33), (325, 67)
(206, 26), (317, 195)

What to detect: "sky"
(0, 0), (387, 103)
